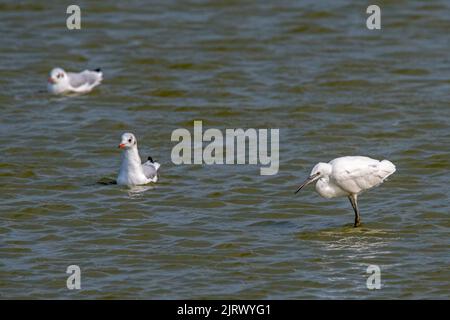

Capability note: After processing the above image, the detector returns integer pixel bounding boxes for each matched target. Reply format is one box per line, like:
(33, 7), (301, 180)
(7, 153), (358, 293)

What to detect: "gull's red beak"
(48, 77), (55, 84)
(118, 143), (125, 149)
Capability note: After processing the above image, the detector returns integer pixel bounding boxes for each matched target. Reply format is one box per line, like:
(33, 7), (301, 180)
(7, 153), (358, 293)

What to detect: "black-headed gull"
(295, 156), (396, 227)
(117, 133), (161, 186)
(47, 67), (103, 94)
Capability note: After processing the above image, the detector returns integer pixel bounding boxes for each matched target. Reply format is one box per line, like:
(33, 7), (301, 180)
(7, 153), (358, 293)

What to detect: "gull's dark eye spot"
(128, 138), (132, 143)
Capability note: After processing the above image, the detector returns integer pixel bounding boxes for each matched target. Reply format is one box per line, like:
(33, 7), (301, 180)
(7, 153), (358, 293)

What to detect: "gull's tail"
(92, 68), (103, 83)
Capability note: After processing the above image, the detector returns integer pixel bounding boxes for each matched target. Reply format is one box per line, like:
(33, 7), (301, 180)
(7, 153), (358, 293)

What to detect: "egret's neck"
(317, 175), (330, 186)
(315, 176), (332, 198)
(315, 175), (347, 198)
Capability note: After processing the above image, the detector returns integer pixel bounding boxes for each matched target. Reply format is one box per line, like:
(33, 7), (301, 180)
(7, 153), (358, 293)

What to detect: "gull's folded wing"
(68, 70), (103, 88)
(142, 160), (160, 180)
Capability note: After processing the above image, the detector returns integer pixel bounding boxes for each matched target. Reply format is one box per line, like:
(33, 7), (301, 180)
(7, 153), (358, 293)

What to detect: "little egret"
(295, 156), (396, 227)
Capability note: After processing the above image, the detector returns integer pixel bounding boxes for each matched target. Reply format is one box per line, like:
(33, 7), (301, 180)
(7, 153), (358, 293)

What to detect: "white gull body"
(295, 156), (396, 227)
(47, 67), (103, 94)
(117, 133), (160, 186)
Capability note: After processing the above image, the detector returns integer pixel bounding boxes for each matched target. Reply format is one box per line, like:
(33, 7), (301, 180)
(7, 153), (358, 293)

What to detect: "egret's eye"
(128, 138), (132, 143)
(317, 172), (321, 175)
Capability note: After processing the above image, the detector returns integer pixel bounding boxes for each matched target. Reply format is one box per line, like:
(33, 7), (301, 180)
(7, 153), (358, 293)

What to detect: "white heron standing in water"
(295, 156), (396, 227)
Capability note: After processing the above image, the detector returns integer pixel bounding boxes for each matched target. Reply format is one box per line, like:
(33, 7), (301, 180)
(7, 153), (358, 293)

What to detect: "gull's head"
(48, 68), (68, 85)
(118, 132), (137, 150)
(295, 162), (331, 194)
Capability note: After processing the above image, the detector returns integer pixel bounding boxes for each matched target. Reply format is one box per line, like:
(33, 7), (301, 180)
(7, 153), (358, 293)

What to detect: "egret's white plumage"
(295, 156), (396, 227)
(47, 67), (103, 95)
(117, 133), (160, 186)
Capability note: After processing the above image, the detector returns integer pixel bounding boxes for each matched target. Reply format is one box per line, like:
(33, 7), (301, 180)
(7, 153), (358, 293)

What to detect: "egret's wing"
(68, 70), (103, 89)
(331, 156), (395, 193)
(142, 160), (160, 182)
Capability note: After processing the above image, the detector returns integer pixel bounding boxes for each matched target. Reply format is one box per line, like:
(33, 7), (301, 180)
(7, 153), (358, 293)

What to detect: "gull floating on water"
(47, 67), (103, 94)
(117, 133), (160, 186)
(295, 156), (396, 227)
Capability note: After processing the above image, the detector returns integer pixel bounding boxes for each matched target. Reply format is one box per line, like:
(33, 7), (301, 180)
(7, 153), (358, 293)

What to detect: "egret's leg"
(348, 194), (361, 227)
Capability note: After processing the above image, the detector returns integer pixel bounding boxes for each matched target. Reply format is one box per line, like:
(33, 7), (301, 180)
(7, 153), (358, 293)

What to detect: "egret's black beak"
(295, 173), (320, 194)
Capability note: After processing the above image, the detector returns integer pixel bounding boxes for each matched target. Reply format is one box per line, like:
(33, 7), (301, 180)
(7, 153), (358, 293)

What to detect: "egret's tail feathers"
(380, 160), (396, 179)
